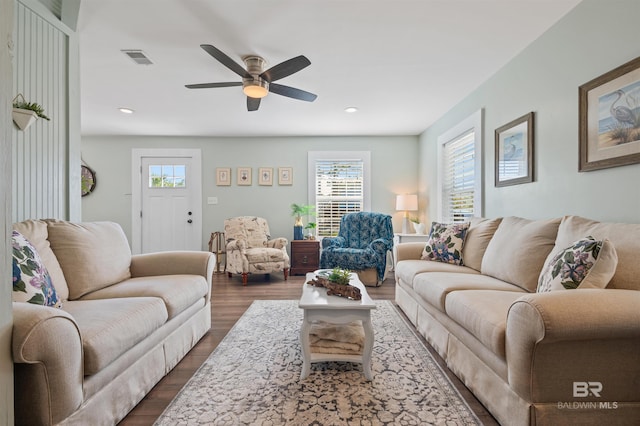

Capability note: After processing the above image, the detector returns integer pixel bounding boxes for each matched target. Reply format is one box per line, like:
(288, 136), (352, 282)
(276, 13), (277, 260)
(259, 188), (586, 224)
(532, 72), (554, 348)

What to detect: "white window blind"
(442, 130), (476, 222)
(314, 159), (364, 237)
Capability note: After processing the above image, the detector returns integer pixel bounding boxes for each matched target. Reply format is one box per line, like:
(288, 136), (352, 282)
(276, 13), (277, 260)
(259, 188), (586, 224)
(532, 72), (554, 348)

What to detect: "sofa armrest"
(226, 239), (246, 252)
(506, 289), (640, 403)
(266, 237), (288, 250)
(395, 242), (424, 261)
(12, 302), (83, 424)
(370, 237), (393, 254)
(130, 251), (214, 281)
(322, 236), (346, 249)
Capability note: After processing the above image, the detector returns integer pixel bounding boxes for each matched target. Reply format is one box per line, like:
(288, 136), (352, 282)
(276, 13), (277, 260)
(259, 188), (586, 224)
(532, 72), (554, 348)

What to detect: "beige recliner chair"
(224, 216), (290, 285)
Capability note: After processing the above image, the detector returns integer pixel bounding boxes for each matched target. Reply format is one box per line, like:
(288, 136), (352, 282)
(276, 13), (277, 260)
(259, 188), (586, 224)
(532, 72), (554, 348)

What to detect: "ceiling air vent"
(121, 50), (153, 65)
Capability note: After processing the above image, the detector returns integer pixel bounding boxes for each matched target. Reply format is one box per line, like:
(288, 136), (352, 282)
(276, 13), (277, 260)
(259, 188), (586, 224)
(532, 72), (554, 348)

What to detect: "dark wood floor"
(118, 272), (498, 425)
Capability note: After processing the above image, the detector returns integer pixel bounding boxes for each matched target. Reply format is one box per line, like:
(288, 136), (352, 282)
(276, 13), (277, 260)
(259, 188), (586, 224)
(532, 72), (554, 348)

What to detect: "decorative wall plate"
(81, 165), (96, 196)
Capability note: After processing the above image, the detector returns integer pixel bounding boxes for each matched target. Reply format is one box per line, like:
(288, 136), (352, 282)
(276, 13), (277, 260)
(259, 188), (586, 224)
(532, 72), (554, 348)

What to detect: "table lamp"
(396, 194), (418, 234)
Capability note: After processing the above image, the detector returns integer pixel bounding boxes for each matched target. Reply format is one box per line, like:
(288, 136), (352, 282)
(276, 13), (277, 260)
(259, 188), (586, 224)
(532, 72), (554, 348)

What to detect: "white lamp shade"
(396, 194), (418, 211)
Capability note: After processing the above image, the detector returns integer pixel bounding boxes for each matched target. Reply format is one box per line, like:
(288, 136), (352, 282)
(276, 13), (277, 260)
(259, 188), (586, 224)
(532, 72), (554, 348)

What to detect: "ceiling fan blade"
(247, 97), (261, 111)
(200, 44), (250, 78)
(185, 82), (243, 89)
(269, 83), (317, 102)
(260, 55), (311, 82)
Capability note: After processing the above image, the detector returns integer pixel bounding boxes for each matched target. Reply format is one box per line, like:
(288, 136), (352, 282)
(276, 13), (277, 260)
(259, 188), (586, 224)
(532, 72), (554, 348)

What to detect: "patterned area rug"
(155, 300), (481, 425)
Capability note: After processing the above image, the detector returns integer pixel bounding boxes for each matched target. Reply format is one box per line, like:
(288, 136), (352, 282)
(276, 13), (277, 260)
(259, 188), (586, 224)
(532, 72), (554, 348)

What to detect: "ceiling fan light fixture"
(242, 78), (269, 98)
(186, 46), (316, 111)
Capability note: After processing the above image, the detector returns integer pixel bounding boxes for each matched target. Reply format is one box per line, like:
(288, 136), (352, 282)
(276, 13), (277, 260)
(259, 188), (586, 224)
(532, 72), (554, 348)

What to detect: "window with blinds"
(442, 131), (475, 222)
(437, 110), (483, 223)
(314, 159), (364, 237)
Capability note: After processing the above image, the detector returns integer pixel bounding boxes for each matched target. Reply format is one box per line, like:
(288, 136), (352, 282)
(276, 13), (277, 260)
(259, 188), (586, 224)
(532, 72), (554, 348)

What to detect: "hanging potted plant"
(290, 203), (315, 241)
(12, 94), (50, 131)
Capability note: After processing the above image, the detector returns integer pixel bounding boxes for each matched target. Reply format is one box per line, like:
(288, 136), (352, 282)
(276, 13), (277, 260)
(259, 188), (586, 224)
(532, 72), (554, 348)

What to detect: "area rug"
(155, 300), (481, 425)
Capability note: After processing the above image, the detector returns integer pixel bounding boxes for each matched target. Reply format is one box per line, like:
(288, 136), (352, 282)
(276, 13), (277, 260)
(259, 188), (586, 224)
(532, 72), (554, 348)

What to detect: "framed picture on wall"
(579, 55), (640, 171)
(237, 167), (252, 186)
(278, 167), (293, 185)
(494, 112), (534, 187)
(216, 167), (231, 186)
(258, 167), (273, 186)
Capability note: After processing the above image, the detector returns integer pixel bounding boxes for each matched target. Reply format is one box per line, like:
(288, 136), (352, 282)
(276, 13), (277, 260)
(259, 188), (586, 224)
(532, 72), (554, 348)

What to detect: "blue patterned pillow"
(12, 230), (61, 307)
(537, 236), (618, 292)
(421, 222), (470, 265)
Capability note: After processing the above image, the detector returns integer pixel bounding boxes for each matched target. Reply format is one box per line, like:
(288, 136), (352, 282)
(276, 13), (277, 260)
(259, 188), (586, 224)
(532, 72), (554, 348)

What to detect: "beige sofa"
(395, 215), (640, 426)
(11, 219), (214, 426)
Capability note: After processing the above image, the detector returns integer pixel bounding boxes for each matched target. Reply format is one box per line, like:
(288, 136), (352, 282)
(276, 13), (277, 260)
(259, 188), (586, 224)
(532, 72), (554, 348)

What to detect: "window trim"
(308, 151), (371, 237)
(436, 110), (483, 222)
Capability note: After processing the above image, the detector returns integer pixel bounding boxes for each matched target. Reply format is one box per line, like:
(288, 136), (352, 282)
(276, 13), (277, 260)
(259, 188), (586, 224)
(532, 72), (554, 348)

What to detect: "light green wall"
(420, 0), (640, 224)
(81, 136), (419, 249)
(1, 0), (13, 423)
(12, 0), (81, 222)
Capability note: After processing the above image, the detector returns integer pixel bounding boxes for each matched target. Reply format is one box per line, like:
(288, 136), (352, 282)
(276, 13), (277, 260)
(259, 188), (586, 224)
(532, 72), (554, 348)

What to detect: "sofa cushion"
(445, 290), (523, 359)
(481, 216), (560, 292)
(79, 275), (208, 319)
(245, 247), (287, 264)
(11, 230), (61, 307)
(413, 272), (526, 312)
(395, 260), (479, 287)
(63, 297), (168, 375)
(13, 220), (69, 301)
(462, 218), (503, 271)
(46, 220), (132, 299)
(421, 222), (470, 265)
(537, 236), (618, 292)
(550, 215), (640, 290)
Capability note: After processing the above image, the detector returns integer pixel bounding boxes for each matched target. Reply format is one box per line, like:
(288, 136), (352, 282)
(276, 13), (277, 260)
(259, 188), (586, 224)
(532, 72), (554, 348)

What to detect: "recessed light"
(119, 107), (134, 114)
(344, 107), (358, 113)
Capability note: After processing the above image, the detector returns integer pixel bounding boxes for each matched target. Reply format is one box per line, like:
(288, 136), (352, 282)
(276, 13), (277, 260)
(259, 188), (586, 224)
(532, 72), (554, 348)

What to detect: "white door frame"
(131, 148), (202, 254)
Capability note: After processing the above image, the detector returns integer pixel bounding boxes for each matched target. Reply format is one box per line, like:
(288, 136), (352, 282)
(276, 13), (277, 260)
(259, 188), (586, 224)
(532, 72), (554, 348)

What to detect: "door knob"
(187, 219), (193, 224)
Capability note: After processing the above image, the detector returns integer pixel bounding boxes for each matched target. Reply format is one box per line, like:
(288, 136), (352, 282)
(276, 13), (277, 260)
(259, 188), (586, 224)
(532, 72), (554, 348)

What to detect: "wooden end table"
(298, 271), (376, 381)
(290, 240), (320, 275)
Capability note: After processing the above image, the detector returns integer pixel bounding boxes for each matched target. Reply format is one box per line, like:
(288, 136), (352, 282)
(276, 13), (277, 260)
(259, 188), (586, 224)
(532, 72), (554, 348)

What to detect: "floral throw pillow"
(537, 236), (618, 292)
(12, 230), (61, 307)
(421, 222), (470, 265)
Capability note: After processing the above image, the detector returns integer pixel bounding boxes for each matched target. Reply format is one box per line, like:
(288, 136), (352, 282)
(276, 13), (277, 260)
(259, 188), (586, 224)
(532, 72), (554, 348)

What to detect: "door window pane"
(148, 164), (186, 188)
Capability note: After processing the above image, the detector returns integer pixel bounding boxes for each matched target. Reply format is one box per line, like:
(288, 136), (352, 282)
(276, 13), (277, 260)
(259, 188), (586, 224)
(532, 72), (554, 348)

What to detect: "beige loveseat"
(395, 215), (640, 426)
(11, 219), (214, 426)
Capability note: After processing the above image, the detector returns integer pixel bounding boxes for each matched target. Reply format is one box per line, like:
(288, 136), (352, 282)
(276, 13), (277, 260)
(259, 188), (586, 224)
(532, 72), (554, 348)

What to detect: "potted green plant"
(290, 203), (315, 240)
(304, 222), (317, 240)
(327, 267), (351, 285)
(410, 216), (426, 235)
(12, 95), (50, 131)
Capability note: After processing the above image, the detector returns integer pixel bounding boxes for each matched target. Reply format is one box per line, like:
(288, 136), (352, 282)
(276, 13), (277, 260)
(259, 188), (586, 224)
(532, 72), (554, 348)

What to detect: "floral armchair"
(320, 212), (394, 284)
(224, 216), (290, 285)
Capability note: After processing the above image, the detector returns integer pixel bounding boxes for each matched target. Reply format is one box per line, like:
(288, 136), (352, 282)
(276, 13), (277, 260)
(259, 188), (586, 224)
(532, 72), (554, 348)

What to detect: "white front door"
(132, 149), (202, 254)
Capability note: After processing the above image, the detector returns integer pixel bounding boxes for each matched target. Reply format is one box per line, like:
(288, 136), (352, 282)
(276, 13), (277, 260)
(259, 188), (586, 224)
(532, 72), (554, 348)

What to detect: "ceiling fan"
(185, 44), (317, 111)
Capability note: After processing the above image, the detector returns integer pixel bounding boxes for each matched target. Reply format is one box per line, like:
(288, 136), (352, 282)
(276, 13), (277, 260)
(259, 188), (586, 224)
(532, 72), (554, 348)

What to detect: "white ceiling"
(77, 0), (581, 137)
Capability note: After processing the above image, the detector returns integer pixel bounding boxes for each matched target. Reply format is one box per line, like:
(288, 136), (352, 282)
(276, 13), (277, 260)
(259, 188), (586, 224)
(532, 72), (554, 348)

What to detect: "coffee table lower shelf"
(299, 272), (376, 381)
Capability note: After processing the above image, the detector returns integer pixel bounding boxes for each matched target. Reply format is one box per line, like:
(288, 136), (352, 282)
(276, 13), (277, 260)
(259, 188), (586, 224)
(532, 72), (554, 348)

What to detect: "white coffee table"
(299, 271), (376, 380)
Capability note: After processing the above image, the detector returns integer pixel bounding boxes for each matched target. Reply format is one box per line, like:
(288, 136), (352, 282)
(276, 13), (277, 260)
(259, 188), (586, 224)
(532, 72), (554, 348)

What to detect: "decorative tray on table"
(306, 268), (362, 300)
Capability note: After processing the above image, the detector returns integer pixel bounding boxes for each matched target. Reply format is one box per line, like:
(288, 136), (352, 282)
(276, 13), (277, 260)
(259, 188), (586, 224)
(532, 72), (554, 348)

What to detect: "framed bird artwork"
(495, 112), (534, 187)
(579, 55), (640, 171)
